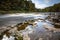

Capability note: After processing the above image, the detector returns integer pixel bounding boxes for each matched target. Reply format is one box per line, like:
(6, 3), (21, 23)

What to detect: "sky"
(31, 0), (60, 9)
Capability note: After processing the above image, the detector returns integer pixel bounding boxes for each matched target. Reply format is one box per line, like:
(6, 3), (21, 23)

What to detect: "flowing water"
(0, 13), (60, 40)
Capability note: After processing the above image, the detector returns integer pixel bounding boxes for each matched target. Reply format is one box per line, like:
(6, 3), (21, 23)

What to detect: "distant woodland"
(38, 3), (60, 12)
(0, 0), (60, 14)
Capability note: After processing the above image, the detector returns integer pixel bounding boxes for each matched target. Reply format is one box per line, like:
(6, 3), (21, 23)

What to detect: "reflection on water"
(2, 35), (15, 40)
(0, 13), (60, 40)
(0, 16), (34, 27)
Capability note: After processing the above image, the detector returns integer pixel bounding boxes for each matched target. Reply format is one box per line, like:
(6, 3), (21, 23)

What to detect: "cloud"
(35, 3), (49, 9)
(44, 0), (51, 3)
(32, 0), (60, 9)
(31, 0), (50, 9)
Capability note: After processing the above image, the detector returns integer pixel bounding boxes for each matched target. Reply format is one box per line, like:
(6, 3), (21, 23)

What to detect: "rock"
(54, 24), (60, 28)
(39, 38), (43, 40)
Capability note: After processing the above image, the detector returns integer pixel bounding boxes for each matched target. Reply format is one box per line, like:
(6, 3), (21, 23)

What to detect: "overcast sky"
(31, 0), (60, 9)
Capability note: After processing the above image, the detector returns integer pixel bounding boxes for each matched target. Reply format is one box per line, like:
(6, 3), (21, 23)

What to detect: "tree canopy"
(0, 0), (60, 12)
(41, 3), (60, 12)
(0, 0), (36, 12)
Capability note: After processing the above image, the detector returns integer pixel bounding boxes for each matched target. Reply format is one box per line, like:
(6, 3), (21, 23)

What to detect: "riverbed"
(0, 13), (60, 40)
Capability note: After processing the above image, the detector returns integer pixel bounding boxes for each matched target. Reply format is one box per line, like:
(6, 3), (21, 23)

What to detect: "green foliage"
(41, 3), (60, 12)
(0, 0), (36, 12)
(0, 0), (60, 13)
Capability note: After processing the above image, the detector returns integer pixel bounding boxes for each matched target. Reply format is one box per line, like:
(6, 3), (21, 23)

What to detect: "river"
(0, 13), (60, 40)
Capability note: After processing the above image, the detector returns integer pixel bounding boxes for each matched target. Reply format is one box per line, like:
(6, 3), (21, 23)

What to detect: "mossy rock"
(18, 36), (23, 40)
(17, 22), (29, 31)
(54, 25), (60, 28)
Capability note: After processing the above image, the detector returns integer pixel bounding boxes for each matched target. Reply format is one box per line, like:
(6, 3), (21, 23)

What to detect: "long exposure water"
(0, 13), (60, 40)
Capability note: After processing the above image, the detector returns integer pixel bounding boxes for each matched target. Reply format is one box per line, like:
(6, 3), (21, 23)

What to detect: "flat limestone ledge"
(43, 24), (60, 32)
(54, 23), (60, 25)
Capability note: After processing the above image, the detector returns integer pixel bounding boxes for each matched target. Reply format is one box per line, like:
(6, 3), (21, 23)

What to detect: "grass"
(0, 11), (25, 15)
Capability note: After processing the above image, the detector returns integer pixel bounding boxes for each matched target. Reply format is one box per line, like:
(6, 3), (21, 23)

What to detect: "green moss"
(17, 22), (29, 31)
(17, 36), (23, 40)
